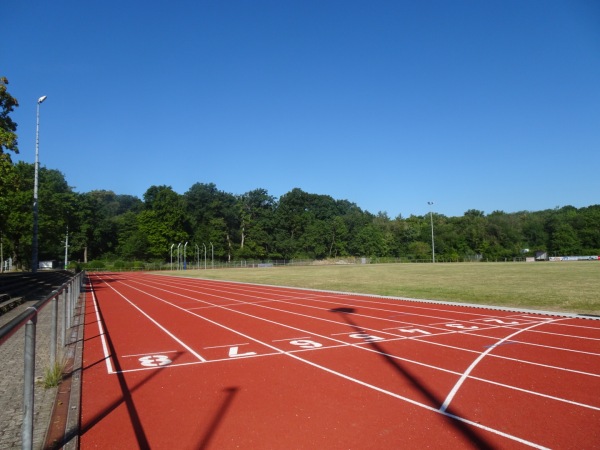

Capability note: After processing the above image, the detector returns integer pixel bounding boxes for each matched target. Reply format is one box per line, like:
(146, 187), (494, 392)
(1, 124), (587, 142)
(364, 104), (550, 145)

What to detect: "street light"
(170, 243), (174, 270)
(32, 95), (47, 273)
(428, 201), (435, 263)
(210, 242), (214, 269)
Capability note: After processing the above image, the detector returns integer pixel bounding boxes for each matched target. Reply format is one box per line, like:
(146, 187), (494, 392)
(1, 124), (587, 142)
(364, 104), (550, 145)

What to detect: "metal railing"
(0, 271), (85, 450)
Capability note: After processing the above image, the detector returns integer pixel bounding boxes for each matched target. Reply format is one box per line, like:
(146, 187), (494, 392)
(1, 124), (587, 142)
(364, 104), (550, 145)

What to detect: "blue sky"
(5, 0), (599, 218)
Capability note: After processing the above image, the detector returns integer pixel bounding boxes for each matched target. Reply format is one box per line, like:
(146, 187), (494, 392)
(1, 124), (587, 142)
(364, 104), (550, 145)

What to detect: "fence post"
(22, 313), (37, 450)
(50, 295), (58, 368)
(66, 285), (71, 330)
(61, 287), (68, 347)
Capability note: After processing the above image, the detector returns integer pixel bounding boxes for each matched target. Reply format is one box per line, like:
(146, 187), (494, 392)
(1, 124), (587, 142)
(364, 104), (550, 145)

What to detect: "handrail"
(0, 271), (86, 450)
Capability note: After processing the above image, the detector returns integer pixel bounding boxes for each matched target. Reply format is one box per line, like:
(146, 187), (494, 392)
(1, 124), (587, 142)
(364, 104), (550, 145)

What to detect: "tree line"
(1, 162), (599, 269)
(1, 78), (599, 269)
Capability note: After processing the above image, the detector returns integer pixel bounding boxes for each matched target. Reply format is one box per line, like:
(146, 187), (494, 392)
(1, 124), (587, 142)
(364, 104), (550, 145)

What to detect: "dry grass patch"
(163, 262), (600, 315)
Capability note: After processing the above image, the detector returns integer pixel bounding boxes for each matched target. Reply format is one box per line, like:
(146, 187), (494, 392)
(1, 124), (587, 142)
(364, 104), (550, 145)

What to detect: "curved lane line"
(116, 275), (550, 448)
(439, 318), (564, 413)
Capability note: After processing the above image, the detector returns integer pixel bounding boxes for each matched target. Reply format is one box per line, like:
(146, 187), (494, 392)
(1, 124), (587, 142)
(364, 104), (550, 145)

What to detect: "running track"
(79, 272), (600, 449)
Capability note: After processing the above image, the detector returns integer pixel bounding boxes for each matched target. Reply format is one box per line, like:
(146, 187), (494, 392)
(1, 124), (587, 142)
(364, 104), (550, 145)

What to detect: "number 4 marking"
(228, 346), (257, 358)
(482, 319), (520, 325)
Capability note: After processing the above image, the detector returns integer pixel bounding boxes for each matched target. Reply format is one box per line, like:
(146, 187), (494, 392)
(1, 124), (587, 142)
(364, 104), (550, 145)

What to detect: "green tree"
(140, 185), (190, 259)
(0, 77), (19, 236)
(0, 76), (19, 157)
(184, 182), (239, 261)
(237, 189), (276, 259)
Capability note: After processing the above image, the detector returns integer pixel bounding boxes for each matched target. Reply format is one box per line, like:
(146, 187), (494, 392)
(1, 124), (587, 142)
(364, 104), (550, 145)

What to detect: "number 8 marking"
(139, 355), (172, 367)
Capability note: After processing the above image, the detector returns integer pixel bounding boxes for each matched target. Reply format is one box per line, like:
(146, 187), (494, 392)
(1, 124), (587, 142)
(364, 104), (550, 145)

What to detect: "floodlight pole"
(170, 243), (174, 270)
(184, 242), (188, 270)
(32, 95), (47, 273)
(428, 201), (435, 263)
(203, 243), (207, 270)
(64, 226), (69, 269)
(210, 242), (214, 269)
(177, 242), (182, 270)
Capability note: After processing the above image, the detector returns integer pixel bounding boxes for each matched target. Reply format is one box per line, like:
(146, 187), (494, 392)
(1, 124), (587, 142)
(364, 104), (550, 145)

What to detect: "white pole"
(428, 201), (435, 263)
(64, 226), (69, 269)
(32, 95), (47, 273)
(184, 241), (188, 270)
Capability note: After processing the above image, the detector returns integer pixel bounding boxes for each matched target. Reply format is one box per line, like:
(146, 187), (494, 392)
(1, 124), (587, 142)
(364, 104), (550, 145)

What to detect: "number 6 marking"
(289, 340), (322, 349)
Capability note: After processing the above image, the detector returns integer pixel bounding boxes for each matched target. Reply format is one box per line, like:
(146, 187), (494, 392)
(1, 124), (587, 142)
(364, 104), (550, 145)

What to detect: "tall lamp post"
(184, 241), (188, 270)
(177, 243), (182, 270)
(32, 95), (47, 273)
(428, 201), (435, 263)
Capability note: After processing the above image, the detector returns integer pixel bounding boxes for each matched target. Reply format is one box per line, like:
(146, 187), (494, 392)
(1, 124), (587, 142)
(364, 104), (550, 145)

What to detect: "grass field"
(160, 261), (600, 316)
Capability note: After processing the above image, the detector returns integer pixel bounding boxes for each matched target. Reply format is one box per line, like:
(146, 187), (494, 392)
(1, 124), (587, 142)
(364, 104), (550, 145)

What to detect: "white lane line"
(125, 275), (600, 402)
(89, 278), (114, 374)
(204, 343), (250, 349)
(108, 276), (549, 448)
(133, 274), (598, 351)
(122, 350), (178, 358)
(128, 275), (600, 375)
(272, 336), (312, 342)
(98, 276), (207, 363)
(439, 318), (564, 413)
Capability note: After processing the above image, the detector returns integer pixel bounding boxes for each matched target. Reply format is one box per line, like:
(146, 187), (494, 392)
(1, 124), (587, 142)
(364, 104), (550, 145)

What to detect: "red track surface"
(79, 272), (600, 449)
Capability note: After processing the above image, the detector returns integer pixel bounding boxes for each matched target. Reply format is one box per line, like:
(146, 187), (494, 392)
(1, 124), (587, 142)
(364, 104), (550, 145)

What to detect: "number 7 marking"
(228, 346), (257, 358)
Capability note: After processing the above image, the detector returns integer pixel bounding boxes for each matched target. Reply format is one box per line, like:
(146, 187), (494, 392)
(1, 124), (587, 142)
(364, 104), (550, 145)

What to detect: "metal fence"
(0, 271), (85, 450)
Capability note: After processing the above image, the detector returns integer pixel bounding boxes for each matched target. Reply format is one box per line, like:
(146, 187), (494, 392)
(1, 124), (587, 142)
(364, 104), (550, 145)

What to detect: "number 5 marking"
(349, 333), (384, 342)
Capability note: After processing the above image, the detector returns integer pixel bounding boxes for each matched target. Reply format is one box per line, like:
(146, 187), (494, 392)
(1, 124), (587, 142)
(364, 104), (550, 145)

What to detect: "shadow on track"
(330, 306), (494, 450)
(62, 293), (184, 449)
(193, 386), (240, 449)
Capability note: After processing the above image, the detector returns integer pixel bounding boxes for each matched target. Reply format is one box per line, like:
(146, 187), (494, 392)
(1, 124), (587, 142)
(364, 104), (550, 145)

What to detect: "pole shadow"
(330, 307), (493, 449)
(59, 296), (183, 449)
(192, 386), (240, 449)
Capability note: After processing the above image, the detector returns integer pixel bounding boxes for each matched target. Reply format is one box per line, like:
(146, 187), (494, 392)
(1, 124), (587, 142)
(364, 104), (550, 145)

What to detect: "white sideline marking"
(98, 276), (207, 364)
(89, 279), (114, 374)
(123, 350), (178, 358)
(110, 275), (558, 447)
